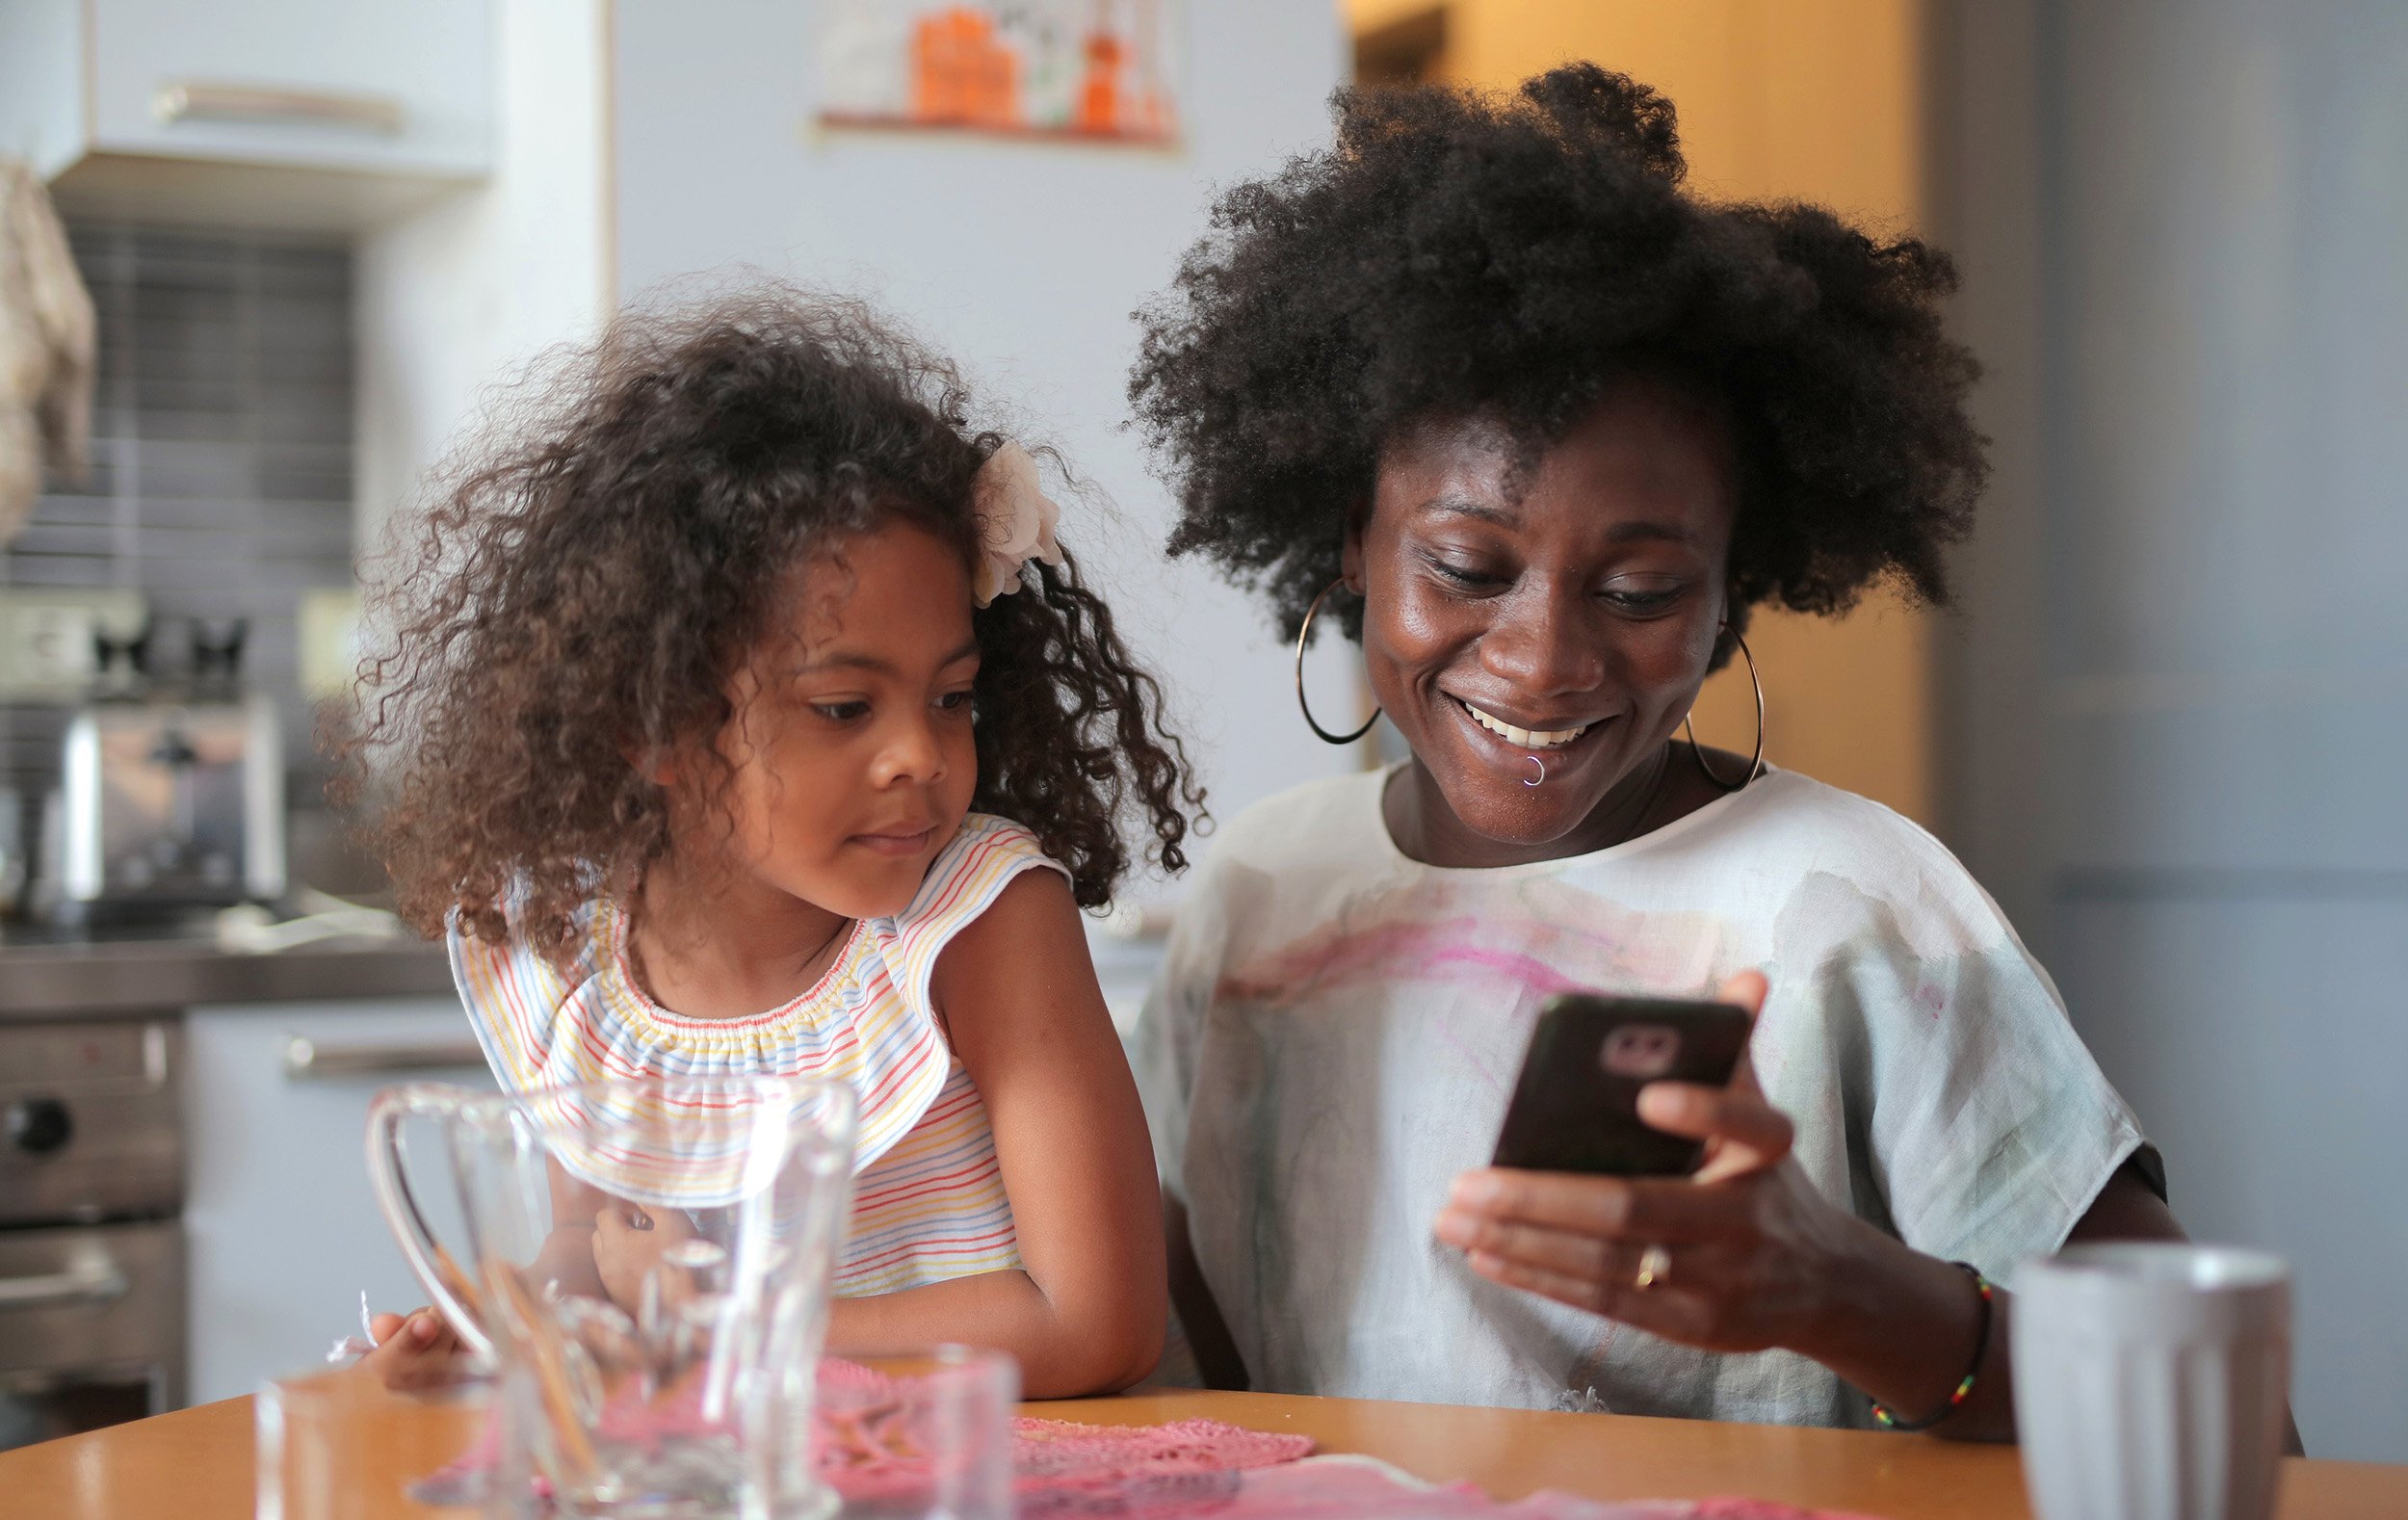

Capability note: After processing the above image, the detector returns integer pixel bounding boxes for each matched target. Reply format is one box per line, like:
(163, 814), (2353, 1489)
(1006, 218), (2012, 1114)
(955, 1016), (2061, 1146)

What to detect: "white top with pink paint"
(1134, 764), (2148, 1428)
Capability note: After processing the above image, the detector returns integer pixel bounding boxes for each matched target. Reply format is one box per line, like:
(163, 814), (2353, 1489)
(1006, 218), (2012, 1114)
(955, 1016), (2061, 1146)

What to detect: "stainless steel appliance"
(59, 694), (284, 906)
(55, 618), (285, 917)
(0, 1015), (186, 1450)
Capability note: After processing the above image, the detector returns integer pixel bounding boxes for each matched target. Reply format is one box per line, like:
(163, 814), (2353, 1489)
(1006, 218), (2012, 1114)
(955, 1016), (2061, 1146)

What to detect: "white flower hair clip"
(971, 441), (1065, 606)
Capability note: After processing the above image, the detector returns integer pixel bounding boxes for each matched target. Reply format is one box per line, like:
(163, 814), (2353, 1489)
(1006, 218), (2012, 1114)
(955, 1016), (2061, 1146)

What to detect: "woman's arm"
(1166, 1193), (1249, 1390)
(827, 869), (1166, 1398)
(1435, 971), (2299, 1445)
(2056, 1172), (2302, 1454)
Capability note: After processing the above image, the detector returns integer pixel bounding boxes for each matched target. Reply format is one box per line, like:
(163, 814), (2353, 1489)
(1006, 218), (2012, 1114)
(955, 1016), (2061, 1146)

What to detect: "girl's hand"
(1433, 971), (1865, 1354)
(361, 1307), (476, 1390)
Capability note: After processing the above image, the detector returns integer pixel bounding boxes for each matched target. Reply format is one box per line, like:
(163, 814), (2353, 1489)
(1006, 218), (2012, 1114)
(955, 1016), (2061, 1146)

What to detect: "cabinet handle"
(0, 1256), (128, 1310)
(152, 81), (406, 137)
(284, 1036), (484, 1081)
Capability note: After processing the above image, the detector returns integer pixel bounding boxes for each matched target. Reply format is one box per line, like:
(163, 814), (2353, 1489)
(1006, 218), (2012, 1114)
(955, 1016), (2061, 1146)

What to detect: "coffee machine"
(54, 619), (284, 920)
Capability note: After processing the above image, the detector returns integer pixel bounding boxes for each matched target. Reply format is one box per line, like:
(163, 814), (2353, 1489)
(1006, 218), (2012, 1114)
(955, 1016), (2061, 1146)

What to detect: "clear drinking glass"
(368, 1075), (859, 1520)
(255, 1365), (503, 1519)
(816, 1348), (1018, 1520)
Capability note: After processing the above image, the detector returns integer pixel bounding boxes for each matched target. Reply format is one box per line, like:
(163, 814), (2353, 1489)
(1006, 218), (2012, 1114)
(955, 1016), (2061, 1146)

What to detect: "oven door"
(0, 1220), (184, 1451)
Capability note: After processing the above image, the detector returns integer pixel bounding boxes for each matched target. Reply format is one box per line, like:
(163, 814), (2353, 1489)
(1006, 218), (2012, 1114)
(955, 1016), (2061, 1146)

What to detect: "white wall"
(609, 0), (1357, 898)
(353, 0), (611, 558)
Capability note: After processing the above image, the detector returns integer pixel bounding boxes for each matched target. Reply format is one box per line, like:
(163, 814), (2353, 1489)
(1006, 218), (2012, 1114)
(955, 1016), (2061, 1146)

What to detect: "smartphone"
(1490, 992), (1754, 1177)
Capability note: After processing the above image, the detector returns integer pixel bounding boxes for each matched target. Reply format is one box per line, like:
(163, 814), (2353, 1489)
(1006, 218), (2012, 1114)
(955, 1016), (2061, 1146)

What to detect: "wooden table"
(1, 1385), (2399, 1518)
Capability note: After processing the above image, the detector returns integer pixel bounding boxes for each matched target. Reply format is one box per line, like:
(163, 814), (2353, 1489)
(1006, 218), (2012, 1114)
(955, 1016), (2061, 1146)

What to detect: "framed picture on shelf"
(818, 1), (1182, 146)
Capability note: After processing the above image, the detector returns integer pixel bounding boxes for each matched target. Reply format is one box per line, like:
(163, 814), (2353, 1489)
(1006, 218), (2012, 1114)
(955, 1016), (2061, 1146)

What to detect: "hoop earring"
(1684, 624), (1765, 791)
(1295, 579), (1381, 746)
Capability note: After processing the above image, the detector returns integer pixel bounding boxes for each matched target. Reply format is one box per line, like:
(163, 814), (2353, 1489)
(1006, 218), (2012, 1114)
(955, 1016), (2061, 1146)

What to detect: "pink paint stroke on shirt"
(1218, 916), (1586, 1008)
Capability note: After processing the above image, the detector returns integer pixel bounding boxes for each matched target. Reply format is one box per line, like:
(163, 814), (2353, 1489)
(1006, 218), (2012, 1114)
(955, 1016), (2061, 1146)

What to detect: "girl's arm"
(826, 868), (1167, 1398)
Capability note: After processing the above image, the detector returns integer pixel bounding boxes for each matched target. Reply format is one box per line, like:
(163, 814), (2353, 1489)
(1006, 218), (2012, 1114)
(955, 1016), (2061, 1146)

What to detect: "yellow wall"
(1344, 0), (1938, 826)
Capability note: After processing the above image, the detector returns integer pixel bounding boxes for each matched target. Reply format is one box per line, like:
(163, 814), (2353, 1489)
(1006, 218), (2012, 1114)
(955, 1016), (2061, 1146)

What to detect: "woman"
(1127, 66), (2188, 1439)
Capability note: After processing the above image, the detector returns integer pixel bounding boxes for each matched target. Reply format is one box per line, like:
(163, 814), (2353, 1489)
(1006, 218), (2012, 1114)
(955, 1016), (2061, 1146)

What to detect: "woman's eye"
(1421, 551), (1508, 590)
(936, 690), (975, 713)
(1600, 583), (1686, 614)
(812, 700), (870, 722)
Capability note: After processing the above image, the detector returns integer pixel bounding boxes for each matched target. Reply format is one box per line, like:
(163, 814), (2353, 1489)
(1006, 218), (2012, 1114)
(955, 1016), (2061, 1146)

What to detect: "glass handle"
(363, 1084), (495, 1361)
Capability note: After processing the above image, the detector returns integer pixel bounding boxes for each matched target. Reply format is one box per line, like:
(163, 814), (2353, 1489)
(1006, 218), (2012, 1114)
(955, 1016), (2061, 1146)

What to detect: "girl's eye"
(812, 701), (870, 722)
(936, 690), (975, 713)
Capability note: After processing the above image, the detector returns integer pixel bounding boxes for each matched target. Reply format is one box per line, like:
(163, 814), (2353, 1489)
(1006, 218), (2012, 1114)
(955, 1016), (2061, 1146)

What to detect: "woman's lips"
(851, 826), (937, 857)
(1453, 695), (1595, 749)
(1443, 695), (1617, 775)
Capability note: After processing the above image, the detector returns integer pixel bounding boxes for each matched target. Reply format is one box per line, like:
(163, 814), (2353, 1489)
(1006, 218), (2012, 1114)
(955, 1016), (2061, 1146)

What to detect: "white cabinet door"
(87, 0), (491, 177)
(183, 997), (492, 1406)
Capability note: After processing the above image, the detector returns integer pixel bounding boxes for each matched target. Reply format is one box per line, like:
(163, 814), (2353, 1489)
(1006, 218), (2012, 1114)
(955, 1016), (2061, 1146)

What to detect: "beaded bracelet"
(1870, 1261), (1995, 1432)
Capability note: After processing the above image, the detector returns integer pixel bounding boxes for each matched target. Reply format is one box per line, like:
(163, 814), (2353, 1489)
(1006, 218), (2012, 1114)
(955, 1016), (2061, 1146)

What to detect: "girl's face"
(699, 522), (982, 920)
(1344, 380), (1737, 865)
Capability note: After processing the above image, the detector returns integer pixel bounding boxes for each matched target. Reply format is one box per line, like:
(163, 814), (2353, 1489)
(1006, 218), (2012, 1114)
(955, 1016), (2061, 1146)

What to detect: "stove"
(0, 1012), (185, 1450)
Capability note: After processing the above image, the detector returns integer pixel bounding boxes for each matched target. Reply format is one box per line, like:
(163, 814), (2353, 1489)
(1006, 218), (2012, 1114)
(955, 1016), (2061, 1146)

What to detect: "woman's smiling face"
(1345, 379), (1737, 865)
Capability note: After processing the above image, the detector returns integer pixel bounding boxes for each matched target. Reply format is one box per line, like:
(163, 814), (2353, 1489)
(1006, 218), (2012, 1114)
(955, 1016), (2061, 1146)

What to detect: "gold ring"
(1635, 1245), (1671, 1292)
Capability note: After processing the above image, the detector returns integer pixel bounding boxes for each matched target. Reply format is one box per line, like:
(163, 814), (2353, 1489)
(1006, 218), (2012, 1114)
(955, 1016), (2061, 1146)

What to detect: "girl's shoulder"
(892, 812), (1065, 923)
(444, 818), (1066, 1063)
(872, 812), (1070, 996)
(443, 891), (613, 1089)
(446, 878), (608, 977)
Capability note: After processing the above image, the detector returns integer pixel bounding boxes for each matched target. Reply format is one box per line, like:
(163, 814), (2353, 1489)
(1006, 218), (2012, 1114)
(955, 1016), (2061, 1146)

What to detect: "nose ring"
(1524, 754), (1545, 787)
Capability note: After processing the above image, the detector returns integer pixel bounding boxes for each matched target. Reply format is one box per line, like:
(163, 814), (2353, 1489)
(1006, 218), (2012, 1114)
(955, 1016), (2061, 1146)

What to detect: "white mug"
(2012, 1243), (2291, 1520)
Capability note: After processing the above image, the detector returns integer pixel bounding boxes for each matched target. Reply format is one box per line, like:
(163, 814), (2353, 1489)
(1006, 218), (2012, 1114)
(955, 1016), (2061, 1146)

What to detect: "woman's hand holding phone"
(1433, 971), (1880, 1355)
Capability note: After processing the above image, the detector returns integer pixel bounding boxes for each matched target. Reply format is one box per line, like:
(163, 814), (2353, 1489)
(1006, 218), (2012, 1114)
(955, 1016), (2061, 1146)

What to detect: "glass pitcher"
(366, 1075), (858, 1520)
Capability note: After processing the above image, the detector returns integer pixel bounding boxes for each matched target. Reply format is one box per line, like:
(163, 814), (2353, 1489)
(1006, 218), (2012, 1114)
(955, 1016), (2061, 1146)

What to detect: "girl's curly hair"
(1129, 65), (1989, 647)
(339, 287), (1200, 958)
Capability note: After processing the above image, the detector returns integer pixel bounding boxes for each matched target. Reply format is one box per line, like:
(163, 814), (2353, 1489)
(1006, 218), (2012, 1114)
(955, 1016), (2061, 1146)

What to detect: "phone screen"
(1490, 992), (1753, 1176)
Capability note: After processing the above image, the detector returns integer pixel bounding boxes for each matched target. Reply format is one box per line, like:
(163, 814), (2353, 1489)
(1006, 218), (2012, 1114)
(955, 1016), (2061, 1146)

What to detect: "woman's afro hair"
(1130, 64), (1988, 642)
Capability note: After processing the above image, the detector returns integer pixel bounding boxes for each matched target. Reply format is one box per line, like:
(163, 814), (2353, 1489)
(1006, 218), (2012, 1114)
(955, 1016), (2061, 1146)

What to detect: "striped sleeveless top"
(446, 813), (1059, 1297)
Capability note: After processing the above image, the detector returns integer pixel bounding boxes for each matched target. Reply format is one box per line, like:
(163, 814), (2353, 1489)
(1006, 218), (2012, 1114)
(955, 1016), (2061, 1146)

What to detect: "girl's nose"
(1477, 583), (1606, 697)
(872, 713), (947, 787)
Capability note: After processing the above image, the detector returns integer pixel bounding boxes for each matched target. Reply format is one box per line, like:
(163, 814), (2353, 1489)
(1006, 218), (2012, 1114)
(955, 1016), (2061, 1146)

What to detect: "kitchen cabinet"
(0, 0), (491, 227)
(182, 997), (490, 1405)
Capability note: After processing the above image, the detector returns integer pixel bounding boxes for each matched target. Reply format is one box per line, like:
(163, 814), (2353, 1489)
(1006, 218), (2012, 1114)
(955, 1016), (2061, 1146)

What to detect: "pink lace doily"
(1202, 1454), (1886, 1520)
(819, 1357), (1312, 1517)
(413, 1358), (1877, 1520)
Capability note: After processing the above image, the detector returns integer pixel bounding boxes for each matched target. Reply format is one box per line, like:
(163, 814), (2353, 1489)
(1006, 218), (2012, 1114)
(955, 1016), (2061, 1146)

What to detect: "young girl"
(349, 290), (1192, 1397)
